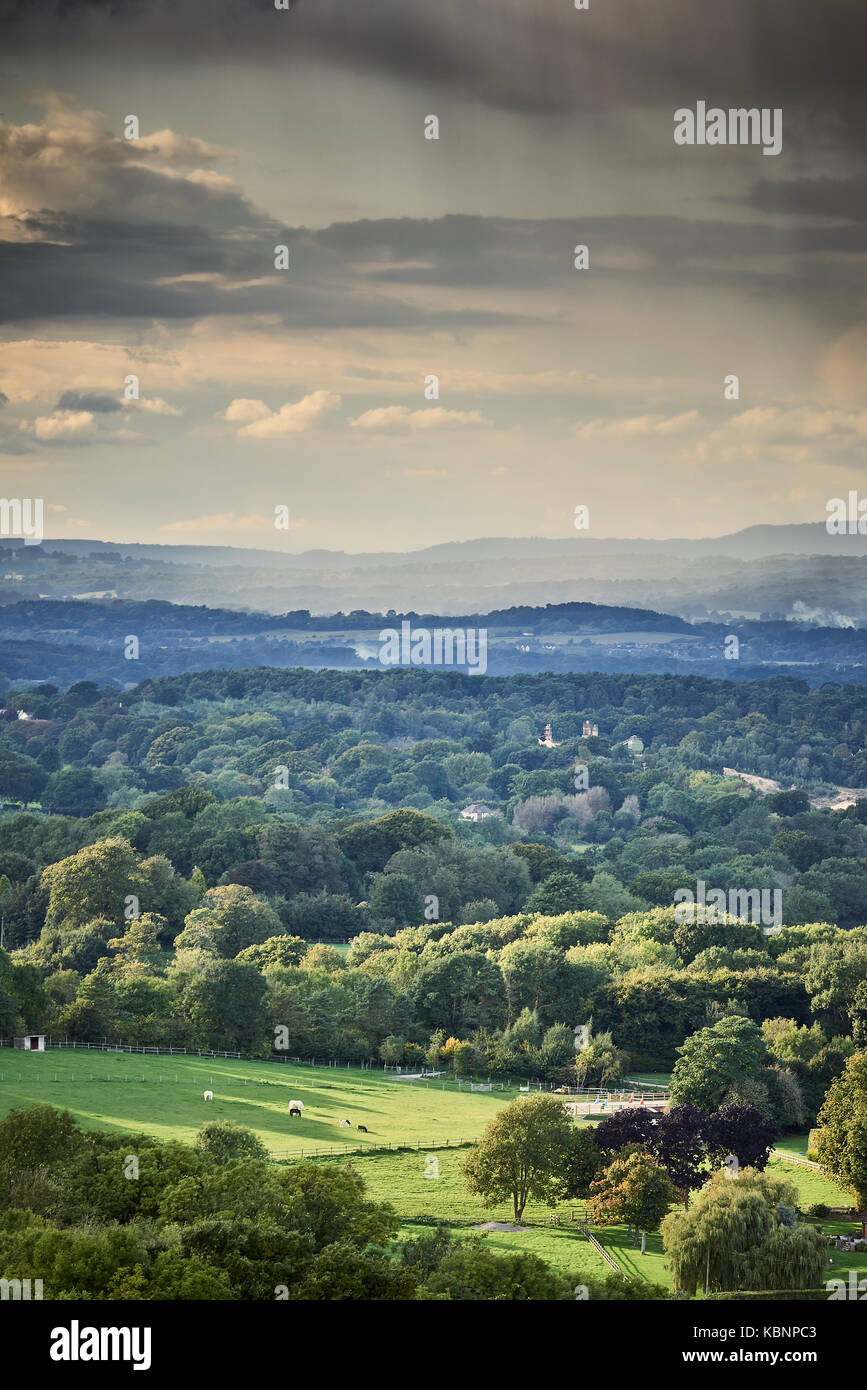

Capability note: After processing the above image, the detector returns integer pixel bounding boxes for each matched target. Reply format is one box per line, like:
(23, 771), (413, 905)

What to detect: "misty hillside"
(5, 522), (867, 569)
(3, 527), (867, 624)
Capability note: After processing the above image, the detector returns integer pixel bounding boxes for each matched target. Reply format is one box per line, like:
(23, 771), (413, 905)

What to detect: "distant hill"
(0, 596), (694, 636)
(5, 522), (867, 568)
(5, 528), (867, 627)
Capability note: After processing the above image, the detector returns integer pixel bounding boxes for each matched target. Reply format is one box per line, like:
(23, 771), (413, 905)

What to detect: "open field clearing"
(772, 1132), (812, 1156)
(328, 1145), (864, 1288)
(3, 1050), (863, 1292)
(0, 1049), (522, 1153)
(397, 1218), (613, 1282)
(767, 1153), (852, 1207)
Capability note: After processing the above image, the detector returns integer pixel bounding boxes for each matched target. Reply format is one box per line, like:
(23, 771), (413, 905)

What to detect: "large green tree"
(41, 838), (141, 930)
(175, 884), (282, 958)
(194, 1121), (268, 1166)
(412, 949), (505, 1033)
(815, 1050), (867, 1208)
(461, 1094), (574, 1223)
(670, 1016), (768, 1111)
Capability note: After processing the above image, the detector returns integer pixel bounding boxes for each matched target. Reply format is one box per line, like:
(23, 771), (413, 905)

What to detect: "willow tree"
(661, 1169), (826, 1296)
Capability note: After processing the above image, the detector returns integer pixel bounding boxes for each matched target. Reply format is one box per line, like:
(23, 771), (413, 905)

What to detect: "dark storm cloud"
(0, 75), (861, 335)
(316, 213), (867, 285)
(2, 204), (865, 329)
(2, 1), (865, 121)
(0, 233), (219, 322)
(2, 157), (267, 236)
(0, 214), (535, 328)
(748, 176), (867, 221)
(56, 390), (122, 412)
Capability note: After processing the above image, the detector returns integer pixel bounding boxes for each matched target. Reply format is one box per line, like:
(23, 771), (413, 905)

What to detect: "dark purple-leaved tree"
(596, 1104), (709, 1206)
(593, 1107), (658, 1154)
(703, 1104), (778, 1174)
(652, 1104), (709, 1205)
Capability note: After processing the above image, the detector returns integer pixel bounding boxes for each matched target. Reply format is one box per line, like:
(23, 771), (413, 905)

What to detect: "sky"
(0, 0), (865, 551)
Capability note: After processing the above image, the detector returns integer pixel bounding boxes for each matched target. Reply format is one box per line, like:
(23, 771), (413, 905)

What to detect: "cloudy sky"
(0, 0), (865, 550)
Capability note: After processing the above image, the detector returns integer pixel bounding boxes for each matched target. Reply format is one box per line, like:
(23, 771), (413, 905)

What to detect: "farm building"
(14, 1034), (46, 1052)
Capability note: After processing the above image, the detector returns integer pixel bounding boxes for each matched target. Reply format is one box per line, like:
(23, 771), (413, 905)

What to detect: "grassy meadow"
(2, 1049), (862, 1293)
(0, 1047), (521, 1154)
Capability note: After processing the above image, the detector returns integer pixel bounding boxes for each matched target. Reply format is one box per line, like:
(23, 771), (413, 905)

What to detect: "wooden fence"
(771, 1148), (820, 1170)
(571, 1215), (622, 1272)
(0, 1038), (241, 1059)
(271, 1136), (477, 1160)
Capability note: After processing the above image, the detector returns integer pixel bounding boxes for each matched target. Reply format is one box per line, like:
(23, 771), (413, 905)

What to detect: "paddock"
(0, 1047), (524, 1156)
(564, 1096), (669, 1117)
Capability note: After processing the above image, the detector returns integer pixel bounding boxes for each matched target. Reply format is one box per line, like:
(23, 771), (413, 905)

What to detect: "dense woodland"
(0, 666), (866, 1125)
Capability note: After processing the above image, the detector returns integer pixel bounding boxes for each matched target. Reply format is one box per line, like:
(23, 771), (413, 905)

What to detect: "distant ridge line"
(4, 522), (867, 567)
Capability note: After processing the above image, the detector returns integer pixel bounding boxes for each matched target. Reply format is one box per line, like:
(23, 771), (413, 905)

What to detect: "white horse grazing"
(203, 1090), (214, 1102)
(288, 1099), (304, 1117)
(339, 1118), (351, 1127)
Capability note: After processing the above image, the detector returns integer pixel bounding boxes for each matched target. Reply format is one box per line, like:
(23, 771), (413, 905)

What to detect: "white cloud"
(235, 390), (341, 438)
(27, 410), (96, 440)
(222, 398), (272, 422)
(0, 95), (239, 231)
(132, 396), (182, 416)
(574, 411), (700, 440)
(350, 406), (492, 432)
(716, 406), (867, 443)
(21, 409), (144, 445)
(131, 129), (231, 168)
(687, 404), (867, 470)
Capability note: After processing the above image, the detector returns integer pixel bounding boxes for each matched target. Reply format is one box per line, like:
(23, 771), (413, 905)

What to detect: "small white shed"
(13, 1034), (46, 1052)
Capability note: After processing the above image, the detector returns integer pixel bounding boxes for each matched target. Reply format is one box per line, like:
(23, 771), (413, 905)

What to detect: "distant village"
(460, 720), (645, 821)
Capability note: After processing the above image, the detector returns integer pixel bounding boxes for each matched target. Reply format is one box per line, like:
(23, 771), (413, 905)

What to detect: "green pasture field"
(397, 1219), (613, 1283)
(325, 1146), (665, 1286)
(326, 1146), (863, 1290)
(767, 1153), (852, 1207)
(772, 1132), (810, 1156)
(326, 1147), (619, 1282)
(2, 1050), (862, 1295)
(326, 1146), (666, 1287)
(592, 1226), (669, 1287)
(0, 1048), (522, 1154)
